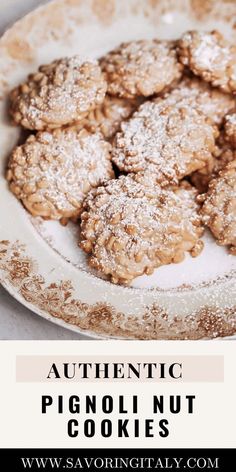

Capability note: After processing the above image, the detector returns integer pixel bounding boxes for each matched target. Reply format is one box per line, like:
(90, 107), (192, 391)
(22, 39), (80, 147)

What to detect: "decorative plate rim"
(0, 0), (236, 340)
(1, 239), (236, 340)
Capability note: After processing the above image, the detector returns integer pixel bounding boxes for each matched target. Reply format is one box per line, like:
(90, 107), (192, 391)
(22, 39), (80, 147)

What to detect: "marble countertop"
(0, 0), (90, 340)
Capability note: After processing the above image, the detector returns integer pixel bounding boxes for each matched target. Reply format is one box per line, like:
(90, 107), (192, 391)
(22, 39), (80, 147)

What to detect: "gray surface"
(0, 286), (86, 339)
(0, 0), (89, 340)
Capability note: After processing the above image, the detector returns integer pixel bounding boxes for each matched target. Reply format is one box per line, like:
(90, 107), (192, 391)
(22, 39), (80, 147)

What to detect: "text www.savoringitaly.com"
(20, 456), (220, 469)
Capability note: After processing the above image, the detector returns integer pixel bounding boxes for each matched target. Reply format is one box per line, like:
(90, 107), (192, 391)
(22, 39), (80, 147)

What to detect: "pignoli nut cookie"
(191, 130), (236, 193)
(199, 160), (236, 254)
(168, 76), (235, 125)
(75, 95), (141, 140)
(80, 174), (204, 285)
(190, 170), (214, 194)
(9, 56), (107, 130)
(6, 128), (114, 220)
(112, 95), (218, 186)
(178, 30), (236, 94)
(191, 148), (236, 193)
(100, 40), (183, 99)
(223, 110), (236, 148)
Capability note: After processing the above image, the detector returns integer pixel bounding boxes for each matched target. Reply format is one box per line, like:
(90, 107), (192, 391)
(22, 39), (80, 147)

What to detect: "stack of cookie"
(6, 31), (236, 284)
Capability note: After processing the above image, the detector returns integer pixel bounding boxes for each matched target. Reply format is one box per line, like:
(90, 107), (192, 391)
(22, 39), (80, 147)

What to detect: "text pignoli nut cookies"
(6, 128), (114, 220)
(178, 30), (236, 94)
(10, 56), (107, 130)
(100, 40), (183, 99)
(80, 174), (204, 285)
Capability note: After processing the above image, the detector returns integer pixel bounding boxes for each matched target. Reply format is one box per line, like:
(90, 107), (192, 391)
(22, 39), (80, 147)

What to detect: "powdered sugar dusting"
(10, 55), (107, 130)
(77, 175), (203, 284)
(192, 32), (230, 70)
(224, 110), (236, 148)
(178, 30), (236, 93)
(201, 160), (236, 253)
(167, 77), (235, 125)
(75, 95), (141, 139)
(112, 95), (217, 185)
(7, 128), (113, 219)
(100, 39), (183, 98)
(1, 0), (236, 339)
(30, 217), (235, 291)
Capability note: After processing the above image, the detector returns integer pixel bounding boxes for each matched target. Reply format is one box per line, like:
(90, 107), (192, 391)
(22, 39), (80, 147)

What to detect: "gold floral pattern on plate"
(0, 0), (236, 340)
(0, 240), (235, 340)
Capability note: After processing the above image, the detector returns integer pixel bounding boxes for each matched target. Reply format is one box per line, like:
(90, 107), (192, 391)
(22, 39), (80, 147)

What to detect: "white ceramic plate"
(0, 0), (236, 340)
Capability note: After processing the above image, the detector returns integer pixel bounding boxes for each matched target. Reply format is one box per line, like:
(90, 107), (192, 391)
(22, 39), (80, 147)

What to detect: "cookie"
(169, 76), (235, 125)
(190, 171), (213, 194)
(6, 128), (113, 220)
(199, 160), (236, 254)
(100, 40), (183, 99)
(75, 95), (141, 140)
(178, 30), (236, 94)
(191, 119), (236, 193)
(223, 110), (236, 148)
(112, 95), (218, 186)
(9, 56), (107, 130)
(80, 174), (204, 285)
(191, 146), (236, 193)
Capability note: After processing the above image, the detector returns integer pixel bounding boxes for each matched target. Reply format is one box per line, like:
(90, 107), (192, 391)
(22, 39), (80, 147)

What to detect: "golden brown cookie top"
(200, 160), (236, 253)
(100, 40), (183, 98)
(75, 95), (141, 140)
(190, 146), (236, 193)
(223, 110), (236, 148)
(80, 174), (204, 284)
(112, 95), (218, 186)
(10, 56), (107, 130)
(178, 30), (236, 93)
(6, 128), (113, 220)
(167, 76), (235, 125)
